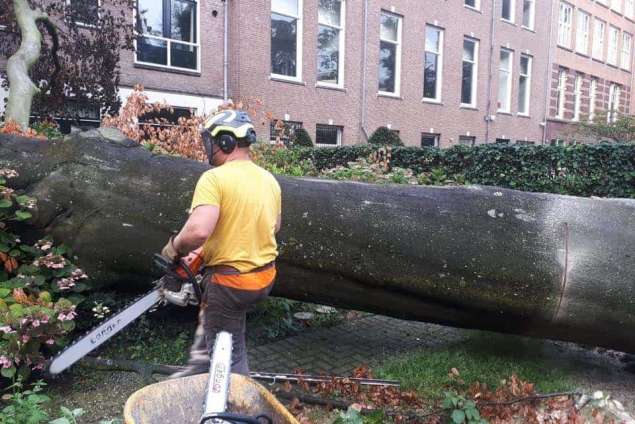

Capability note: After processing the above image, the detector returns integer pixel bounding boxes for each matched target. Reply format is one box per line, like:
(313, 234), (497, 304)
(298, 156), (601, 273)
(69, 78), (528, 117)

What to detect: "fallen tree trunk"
(1, 130), (634, 353)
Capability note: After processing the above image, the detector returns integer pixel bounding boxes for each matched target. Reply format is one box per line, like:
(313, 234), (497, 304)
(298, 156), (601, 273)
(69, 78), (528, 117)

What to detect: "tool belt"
(205, 262), (276, 291)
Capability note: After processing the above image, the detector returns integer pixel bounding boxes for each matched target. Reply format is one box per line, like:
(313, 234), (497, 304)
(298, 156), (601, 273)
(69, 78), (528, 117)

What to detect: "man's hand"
(161, 236), (182, 263)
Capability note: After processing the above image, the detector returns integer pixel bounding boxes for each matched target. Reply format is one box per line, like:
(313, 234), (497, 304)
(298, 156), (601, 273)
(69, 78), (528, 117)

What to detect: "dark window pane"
(518, 76), (528, 113)
(140, 107), (192, 126)
(70, 0), (99, 25)
(421, 133), (439, 147)
(495, 138), (510, 144)
(424, 52), (438, 98)
(379, 41), (396, 92)
(271, 13), (298, 77)
(502, 0), (512, 20)
(171, 42), (197, 69)
(317, 25), (340, 84)
(461, 62), (473, 104)
(138, 0), (163, 36)
(171, 0), (196, 42)
(459, 136), (476, 146)
(316, 125), (341, 145)
(465, 0), (476, 7)
(137, 36), (168, 66)
(318, 0), (342, 27)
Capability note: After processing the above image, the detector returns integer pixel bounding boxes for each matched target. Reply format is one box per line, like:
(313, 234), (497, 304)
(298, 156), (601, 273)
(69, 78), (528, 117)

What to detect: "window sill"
(521, 26), (535, 33)
(316, 83), (346, 92)
(133, 62), (201, 76)
(422, 98), (442, 105)
(575, 50), (590, 58)
(592, 56), (605, 63)
(270, 75), (306, 86)
(620, 66), (632, 72)
(377, 92), (403, 100)
(517, 113), (531, 119)
(316, 143), (340, 148)
(557, 44), (574, 52)
(607, 62), (619, 69)
(500, 18), (516, 26)
(464, 5), (482, 13)
(460, 104), (478, 110)
(497, 110), (513, 116)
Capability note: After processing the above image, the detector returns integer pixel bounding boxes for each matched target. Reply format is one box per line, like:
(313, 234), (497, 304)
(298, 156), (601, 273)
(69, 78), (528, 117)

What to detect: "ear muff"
(247, 129), (257, 144)
(217, 133), (237, 154)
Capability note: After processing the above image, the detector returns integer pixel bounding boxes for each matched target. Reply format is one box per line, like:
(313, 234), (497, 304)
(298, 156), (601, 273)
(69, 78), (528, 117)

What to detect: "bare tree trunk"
(4, 0), (49, 129)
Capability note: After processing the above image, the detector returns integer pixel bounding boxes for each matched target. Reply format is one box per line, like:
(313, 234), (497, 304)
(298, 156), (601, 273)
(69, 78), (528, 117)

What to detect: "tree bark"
(5, 0), (49, 129)
(1, 130), (634, 353)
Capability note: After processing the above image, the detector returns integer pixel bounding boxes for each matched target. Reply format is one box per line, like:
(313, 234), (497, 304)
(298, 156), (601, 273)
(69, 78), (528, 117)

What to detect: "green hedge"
(294, 144), (635, 198)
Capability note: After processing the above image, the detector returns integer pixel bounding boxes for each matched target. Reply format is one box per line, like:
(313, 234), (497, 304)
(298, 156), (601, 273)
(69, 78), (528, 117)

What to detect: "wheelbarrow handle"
(199, 412), (273, 424)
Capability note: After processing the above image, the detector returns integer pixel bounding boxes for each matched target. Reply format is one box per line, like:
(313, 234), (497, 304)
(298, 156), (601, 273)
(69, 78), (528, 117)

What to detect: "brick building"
(1, 0), (634, 146)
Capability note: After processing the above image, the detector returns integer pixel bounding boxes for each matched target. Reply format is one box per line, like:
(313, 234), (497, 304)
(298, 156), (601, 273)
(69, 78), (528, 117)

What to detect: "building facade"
(1, 0), (634, 146)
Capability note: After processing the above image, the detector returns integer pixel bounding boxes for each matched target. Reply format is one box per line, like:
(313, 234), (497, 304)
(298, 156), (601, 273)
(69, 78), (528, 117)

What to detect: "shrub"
(0, 170), (86, 381)
(290, 128), (313, 147)
(368, 126), (404, 147)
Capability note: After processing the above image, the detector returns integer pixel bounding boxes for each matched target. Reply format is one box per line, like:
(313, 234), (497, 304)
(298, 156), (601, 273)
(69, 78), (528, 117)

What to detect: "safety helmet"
(200, 110), (257, 163)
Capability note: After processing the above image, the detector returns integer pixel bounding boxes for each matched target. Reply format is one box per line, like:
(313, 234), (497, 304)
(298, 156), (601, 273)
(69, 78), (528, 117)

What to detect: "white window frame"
(134, 0), (201, 73)
(593, 19), (606, 61)
(271, 0), (304, 82)
(423, 24), (444, 103)
(522, 0), (536, 30)
(589, 78), (597, 121)
(626, 0), (635, 19)
(464, 0), (481, 11)
(518, 54), (532, 116)
(558, 2), (573, 49)
(501, 0), (515, 23)
(556, 69), (567, 119)
(575, 10), (590, 55)
(461, 37), (479, 108)
(611, 0), (623, 13)
(497, 48), (513, 113)
(621, 32), (632, 71)
(608, 83), (620, 123)
(67, 0), (101, 27)
(378, 10), (402, 96)
(608, 26), (620, 66)
(317, 0), (345, 88)
(573, 74), (582, 121)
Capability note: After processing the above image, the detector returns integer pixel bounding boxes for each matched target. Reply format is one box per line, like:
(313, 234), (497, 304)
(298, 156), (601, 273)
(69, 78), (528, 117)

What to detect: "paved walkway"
(247, 314), (467, 375)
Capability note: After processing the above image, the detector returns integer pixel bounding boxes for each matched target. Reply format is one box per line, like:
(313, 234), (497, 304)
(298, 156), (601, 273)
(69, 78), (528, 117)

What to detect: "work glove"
(161, 236), (182, 263)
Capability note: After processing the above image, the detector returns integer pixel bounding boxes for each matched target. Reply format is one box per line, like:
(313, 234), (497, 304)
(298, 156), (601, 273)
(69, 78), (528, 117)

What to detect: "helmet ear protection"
(217, 133), (237, 154)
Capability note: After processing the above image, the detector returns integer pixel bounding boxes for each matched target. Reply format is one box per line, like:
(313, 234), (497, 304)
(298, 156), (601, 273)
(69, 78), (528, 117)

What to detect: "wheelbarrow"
(123, 373), (299, 424)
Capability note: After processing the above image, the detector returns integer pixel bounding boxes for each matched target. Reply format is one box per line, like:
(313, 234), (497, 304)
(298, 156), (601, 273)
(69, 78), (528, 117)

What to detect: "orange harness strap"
(212, 265), (276, 291)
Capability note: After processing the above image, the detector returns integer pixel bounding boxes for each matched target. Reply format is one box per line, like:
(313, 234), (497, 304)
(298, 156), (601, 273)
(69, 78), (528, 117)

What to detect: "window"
(558, 2), (573, 48)
(607, 84), (620, 123)
(465, 0), (480, 10)
(461, 38), (478, 107)
(136, 0), (199, 71)
(378, 11), (402, 94)
(518, 55), (532, 115)
(69, 0), (99, 26)
(271, 0), (302, 80)
(626, 0), (635, 19)
(611, 0), (623, 13)
(140, 107), (193, 129)
(421, 133), (440, 147)
(270, 120), (303, 142)
(621, 32), (632, 71)
(495, 138), (510, 144)
(502, 0), (515, 22)
(556, 69), (567, 119)
(522, 0), (535, 29)
(497, 48), (513, 113)
(317, 0), (344, 86)
(593, 19), (606, 60)
(316, 124), (342, 146)
(424, 25), (444, 101)
(459, 135), (476, 146)
(573, 75), (582, 121)
(608, 26), (619, 66)
(576, 11), (590, 54)
(589, 78), (597, 121)
(516, 140), (535, 145)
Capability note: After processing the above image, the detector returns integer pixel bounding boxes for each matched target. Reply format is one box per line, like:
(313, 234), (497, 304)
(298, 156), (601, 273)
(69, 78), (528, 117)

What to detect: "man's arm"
(172, 205), (220, 256)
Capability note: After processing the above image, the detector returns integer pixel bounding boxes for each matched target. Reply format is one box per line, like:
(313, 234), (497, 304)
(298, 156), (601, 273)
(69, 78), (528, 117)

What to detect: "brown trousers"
(179, 271), (273, 376)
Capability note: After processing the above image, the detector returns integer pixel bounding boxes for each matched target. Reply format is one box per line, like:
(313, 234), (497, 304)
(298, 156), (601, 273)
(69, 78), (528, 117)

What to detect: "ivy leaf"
(14, 195), (32, 206)
(451, 409), (466, 424)
(14, 210), (32, 221)
(0, 367), (16, 378)
(0, 288), (10, 298)
(0, 199), (12, 208)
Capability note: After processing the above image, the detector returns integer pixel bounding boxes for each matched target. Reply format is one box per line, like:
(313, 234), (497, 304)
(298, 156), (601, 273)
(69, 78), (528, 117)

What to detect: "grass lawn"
(375, 330), (575, 399)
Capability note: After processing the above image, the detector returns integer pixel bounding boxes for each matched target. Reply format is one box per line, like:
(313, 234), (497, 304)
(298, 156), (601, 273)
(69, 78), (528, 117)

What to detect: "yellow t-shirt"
(190, 160), (281, 272)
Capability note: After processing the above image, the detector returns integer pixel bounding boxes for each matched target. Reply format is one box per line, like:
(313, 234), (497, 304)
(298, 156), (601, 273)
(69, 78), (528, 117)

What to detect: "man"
(161, 109), (282, 377)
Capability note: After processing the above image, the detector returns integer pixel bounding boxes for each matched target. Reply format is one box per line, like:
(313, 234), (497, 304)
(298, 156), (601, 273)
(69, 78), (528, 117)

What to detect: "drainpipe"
(223, 0), (229, 102)
(360, 0), (369, 142)
(541, 0), (556, 145)
(484, 0), (496, 143)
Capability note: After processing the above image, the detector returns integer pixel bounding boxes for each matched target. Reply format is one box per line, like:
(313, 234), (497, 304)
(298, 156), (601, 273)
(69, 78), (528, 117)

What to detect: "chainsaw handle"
(199, 412), (273, 424)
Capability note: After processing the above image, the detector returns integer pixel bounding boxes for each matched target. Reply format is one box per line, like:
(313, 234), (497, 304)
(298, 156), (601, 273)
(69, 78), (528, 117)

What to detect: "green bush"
(368, 127), (404, 146)
(290, 128), (313, 147)
(256, 143), (635, 198)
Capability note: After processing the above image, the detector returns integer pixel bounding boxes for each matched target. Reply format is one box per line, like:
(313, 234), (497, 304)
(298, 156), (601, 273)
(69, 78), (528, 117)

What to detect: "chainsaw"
(48, 252), (205, 375)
